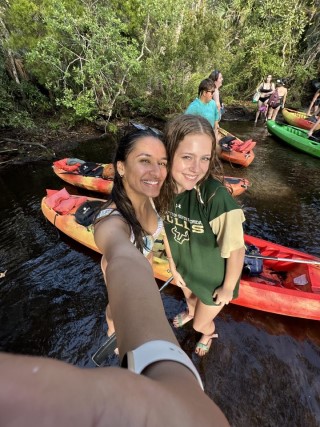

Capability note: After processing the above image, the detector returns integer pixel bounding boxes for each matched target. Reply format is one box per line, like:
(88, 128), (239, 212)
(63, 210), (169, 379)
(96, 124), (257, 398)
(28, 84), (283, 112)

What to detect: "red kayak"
(282, 108), (320, 131)
(41, 192), (320, 321)
(218, 128), (256, 167)
(53, 158), (250, 197)
(233, 235), (320, 320)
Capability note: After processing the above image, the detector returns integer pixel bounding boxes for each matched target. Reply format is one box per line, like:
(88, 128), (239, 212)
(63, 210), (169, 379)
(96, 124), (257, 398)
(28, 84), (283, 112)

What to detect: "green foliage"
(1, 0), (319, 130)
(0, 48), (35, 129)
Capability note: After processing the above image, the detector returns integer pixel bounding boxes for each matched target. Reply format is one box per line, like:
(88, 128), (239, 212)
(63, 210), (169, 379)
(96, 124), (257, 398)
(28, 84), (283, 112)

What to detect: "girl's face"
(118, 136), (167, 199)
(171, 133), (212, 194)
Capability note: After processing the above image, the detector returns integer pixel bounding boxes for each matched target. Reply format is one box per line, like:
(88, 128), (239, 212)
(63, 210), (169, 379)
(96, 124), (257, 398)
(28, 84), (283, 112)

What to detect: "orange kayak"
(53, 158), (250, 196)
(41, 194), (320, 320)
(53, 159), (113, 195)
(282, 108), (320, 131)
(218, 128), (256, 167)
(224, 176), (250, 196)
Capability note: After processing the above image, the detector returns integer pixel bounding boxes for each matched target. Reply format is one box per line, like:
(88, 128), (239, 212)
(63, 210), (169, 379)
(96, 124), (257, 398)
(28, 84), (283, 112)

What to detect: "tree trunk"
(0, 16), (21, 84)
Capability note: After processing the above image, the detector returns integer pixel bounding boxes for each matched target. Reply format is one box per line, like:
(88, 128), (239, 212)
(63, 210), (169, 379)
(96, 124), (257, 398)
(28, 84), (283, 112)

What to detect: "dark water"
(0, 122), (319, 427)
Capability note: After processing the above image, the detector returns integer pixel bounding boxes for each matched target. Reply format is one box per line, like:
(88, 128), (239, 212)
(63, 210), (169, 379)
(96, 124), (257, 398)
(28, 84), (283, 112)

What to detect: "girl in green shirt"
(156, 115), (245, 356)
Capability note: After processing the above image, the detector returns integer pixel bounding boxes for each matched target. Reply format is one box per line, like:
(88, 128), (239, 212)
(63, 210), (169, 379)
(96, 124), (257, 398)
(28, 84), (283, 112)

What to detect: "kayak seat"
(282, 264), (311, 291)
(253, 269), (283, 287)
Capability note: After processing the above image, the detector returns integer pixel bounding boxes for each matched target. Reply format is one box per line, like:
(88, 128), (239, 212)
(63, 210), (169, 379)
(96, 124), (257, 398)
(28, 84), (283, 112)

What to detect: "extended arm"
(282, 89), (288, 108)
(0, 215), (230, 426)
(307, 117), (320, 137)
(94, 216), (178, 357)
(213, 90), (221, 116)
(307, 91), (320, 115)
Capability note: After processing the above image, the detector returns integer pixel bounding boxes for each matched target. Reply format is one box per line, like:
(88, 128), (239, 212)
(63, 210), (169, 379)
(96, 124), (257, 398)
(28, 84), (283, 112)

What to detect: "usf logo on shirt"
(172, 226), (189, 245)
(165, 212), (204, 245)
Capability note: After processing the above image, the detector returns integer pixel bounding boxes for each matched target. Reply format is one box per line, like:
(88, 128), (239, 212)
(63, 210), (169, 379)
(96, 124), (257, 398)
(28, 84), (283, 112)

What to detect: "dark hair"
(96, 127), (164, 253)
(155, 115), (224, 215)
(208, 70), (221, 83)
(198, 78), (215, 96)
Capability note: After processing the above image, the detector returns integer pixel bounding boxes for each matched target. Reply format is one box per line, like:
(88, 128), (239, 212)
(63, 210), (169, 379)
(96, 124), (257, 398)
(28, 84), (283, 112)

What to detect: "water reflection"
(0, 123), (319, 427)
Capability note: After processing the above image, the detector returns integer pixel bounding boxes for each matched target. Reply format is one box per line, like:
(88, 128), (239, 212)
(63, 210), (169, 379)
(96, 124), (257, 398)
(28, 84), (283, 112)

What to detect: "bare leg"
(254, 106), (261, 123)
(271, 106), (281, 121)
(193, 300), (225, 356)
(173, 287), (197, 327)
(106, 304), (115, 335)
(267, 107), (273, 120)
(101, 256), (115, 335)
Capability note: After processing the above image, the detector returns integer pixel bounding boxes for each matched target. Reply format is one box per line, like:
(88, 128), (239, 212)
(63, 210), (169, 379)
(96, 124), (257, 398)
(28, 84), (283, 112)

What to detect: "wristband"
(122, 340), (203, 389)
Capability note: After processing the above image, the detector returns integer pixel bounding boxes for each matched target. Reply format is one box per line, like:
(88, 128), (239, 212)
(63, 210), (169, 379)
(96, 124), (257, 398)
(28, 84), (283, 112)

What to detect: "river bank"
(0, 103), (260, 170)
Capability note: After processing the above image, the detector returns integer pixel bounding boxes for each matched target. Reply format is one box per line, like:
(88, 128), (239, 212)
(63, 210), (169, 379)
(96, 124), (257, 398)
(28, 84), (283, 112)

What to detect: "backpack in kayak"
(219, 135), (236, 152)
(243, 245), (263, 276)
(75, 200), (104, 227)
(78, 162), (104, 177)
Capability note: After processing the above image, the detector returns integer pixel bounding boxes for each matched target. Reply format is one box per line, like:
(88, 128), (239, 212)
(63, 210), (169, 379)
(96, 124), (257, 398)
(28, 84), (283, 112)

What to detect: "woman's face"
(171, 133), (212, 194)
(266, 75), (272, 82)
(118, 136), (167, 199)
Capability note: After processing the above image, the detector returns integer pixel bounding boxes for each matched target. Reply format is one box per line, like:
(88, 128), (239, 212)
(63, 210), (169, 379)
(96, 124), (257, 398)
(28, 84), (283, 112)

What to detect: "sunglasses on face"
(206, 90), (215, 94)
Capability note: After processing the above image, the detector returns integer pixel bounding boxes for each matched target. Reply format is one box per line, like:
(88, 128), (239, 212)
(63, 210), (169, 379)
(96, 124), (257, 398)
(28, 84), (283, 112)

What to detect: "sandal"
(195, 333), (218, 357)
(172, 311), (194, 328)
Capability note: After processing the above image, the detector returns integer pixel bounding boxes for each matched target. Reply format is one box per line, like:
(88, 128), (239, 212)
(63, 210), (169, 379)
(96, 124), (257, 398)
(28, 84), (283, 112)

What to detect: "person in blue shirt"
(185, 78), (220, 144)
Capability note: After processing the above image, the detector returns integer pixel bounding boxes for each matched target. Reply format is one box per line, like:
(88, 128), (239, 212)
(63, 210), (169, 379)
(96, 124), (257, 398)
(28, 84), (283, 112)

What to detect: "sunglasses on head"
(130, 121), (163, 136)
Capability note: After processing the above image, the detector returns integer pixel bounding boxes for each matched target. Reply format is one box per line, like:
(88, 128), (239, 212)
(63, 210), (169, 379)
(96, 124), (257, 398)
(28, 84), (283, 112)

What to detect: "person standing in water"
(254, 74), (275, 123)
(156, 115), (245, 357)
(267, 79), (288, 121)
(185, 78), (220, 144)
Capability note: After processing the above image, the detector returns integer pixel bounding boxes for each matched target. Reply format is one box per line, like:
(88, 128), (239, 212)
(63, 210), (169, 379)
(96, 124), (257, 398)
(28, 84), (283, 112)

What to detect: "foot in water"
(195, 332), (218, 357)
(172, 311), (194, 328)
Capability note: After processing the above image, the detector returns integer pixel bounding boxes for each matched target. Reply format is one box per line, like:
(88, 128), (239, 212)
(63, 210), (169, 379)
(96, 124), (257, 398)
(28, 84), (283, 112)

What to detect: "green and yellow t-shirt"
(164, 176), (245, 305)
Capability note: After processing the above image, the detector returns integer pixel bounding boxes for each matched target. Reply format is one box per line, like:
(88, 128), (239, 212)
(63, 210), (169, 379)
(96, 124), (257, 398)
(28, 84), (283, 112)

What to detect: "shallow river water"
(0, 120), (319, 427)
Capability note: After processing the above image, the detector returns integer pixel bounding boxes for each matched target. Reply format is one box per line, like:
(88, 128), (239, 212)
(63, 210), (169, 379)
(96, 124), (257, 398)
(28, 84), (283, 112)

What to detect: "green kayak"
(266, 120), (320, 159)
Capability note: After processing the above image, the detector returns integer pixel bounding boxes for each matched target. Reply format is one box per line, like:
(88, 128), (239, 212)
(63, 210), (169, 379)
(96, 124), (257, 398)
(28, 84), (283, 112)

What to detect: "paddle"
(245, 254), (320, 265)
(92, 276), (174, 367)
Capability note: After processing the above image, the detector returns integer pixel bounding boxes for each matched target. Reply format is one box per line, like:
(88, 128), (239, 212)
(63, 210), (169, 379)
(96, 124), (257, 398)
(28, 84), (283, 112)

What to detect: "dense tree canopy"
(0, 0), (319, 129)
